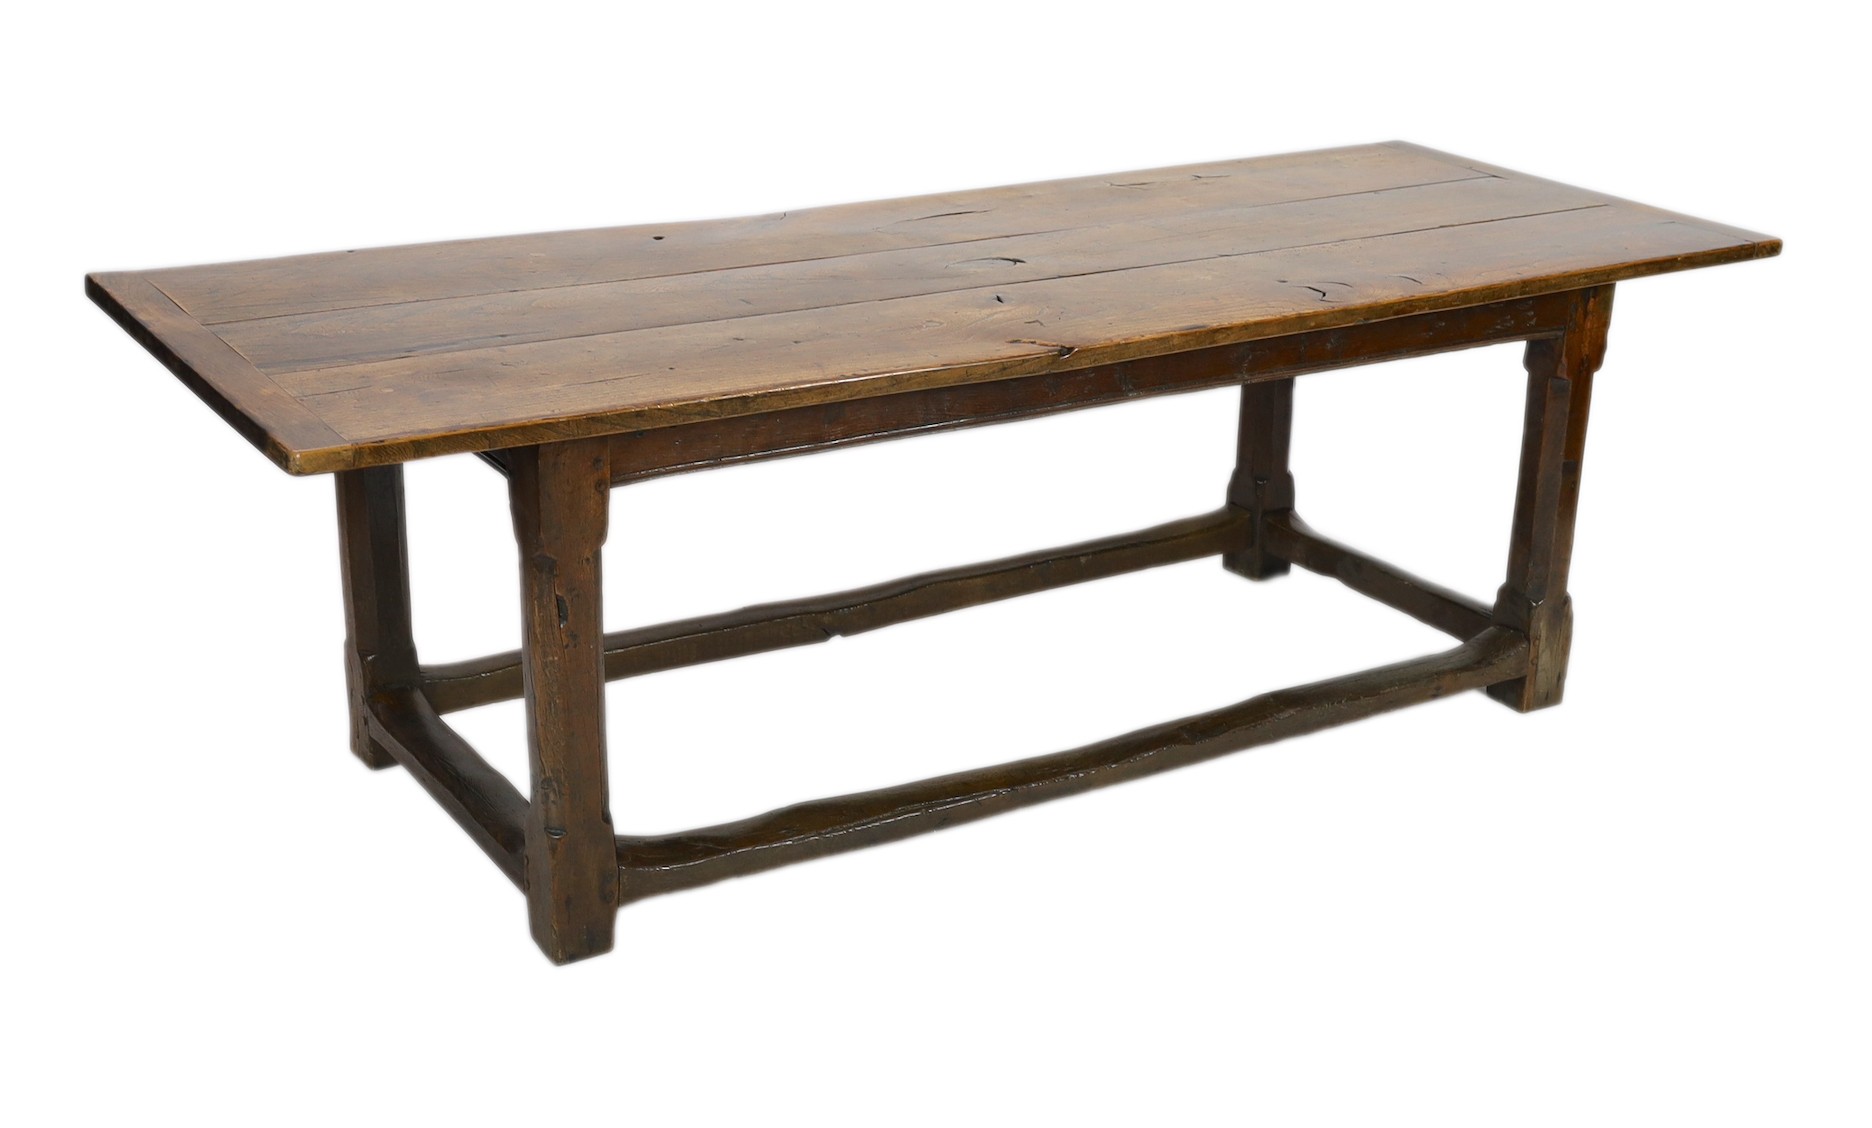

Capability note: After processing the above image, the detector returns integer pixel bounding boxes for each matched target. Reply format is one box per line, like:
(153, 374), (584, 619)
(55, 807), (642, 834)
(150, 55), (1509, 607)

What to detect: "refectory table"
(89, 142), (1778, 963)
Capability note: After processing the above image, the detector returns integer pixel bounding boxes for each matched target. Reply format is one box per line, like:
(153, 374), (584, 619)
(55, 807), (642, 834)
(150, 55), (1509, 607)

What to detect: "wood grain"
(87, 143), (1778, 475)
(336, 465), (418, 769)
(95, 143), (1785, 965)
(148, 143), (1480, 323)
(274, 207), (1777, 462)
(86, 272), (348, 470)
(471, 294), (1568, 484)
(508, 438), (619, 962)
(1487, 286), (1613, 711)
(214, 175), (1585, 375)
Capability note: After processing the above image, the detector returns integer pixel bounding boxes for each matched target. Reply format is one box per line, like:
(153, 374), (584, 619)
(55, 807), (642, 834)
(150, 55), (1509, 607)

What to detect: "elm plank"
(1385, 141), (1777, 247)
(147, 144), (1480, 323)
(588, 296), (1570, 485)
(279, 206), (1776, 455)
(215, 175), (1592, 375)
(85, 272), (350, 469)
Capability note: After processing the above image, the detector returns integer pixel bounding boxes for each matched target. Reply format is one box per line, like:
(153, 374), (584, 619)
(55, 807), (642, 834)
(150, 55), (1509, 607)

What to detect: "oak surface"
(88, 142), (1777, 474)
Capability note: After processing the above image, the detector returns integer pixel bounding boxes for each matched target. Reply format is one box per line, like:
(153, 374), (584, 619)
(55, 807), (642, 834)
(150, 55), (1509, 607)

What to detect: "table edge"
(88, 157), (1782, 477)
(303, 248), (1785, 474)
(88, 271), (352, 473)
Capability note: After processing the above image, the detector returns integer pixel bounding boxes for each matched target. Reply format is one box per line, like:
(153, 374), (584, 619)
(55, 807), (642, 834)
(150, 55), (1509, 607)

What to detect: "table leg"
(1223, 377), (1297, 580)
(507, 438), (620, 963)
(1487, 285), (1614, 712)
(336, 465), (418, 769)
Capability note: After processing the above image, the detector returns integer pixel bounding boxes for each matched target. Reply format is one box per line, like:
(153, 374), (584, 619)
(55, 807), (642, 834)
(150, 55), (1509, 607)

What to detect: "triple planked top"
(89, 142), (1778, 475)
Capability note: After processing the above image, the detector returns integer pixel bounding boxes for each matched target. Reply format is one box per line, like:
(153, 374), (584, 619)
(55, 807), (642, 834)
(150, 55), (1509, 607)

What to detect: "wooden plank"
(88, 144), (1779, 475)
(149, 143), (1479, 323)
(276, 205), (1775, 467)
(214, 175), (1583, 374)
(615, 628), (1528, 903)
(1384, 142), (1778, 247)
(422, 509), (1247, 715)
(366, 687), (528, 887)
(569, 295), (1568, 484)
(387, 294), (1575, 483)
(1263, 513), (1494, 640)
(85, 272), (352, 473)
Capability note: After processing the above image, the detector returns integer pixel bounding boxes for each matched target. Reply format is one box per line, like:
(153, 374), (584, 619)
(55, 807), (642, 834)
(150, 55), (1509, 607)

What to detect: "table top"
(89, 142), (1777, 475)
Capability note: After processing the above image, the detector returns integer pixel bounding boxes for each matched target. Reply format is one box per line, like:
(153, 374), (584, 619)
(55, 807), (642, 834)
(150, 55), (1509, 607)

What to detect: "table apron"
(475, 293), (1574, 486)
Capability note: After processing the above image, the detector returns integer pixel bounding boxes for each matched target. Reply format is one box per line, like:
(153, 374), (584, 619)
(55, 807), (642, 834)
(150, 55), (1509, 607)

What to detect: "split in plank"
(88, 142), (1776, 474)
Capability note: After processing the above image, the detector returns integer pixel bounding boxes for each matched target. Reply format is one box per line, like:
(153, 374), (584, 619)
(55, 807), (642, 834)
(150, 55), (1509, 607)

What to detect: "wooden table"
(89, 142), (1778, 963)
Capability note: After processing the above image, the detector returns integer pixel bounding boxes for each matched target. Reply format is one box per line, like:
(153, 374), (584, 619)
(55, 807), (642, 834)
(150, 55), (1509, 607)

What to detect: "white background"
(6, 2), (1864, 1124)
